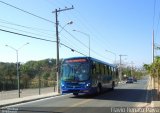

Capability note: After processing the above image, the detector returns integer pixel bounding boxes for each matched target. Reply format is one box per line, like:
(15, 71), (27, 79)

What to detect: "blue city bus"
(60, 57), (118, 95)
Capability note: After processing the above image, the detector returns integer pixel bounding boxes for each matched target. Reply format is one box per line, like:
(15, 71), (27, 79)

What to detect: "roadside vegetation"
(143, 56), (160, 78)
(0, 59), (58, 91)
(143, 56), (160, 99)
(0, 58), (145, 91)
(121, 65), (144, 81)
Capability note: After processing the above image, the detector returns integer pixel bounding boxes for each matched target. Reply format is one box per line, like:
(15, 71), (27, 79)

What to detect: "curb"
(0, 93), (60, 108)
(150, 101), (160, 107)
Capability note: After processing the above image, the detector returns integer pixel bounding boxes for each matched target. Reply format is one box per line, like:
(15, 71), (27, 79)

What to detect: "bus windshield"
(61, 60), (90, 82)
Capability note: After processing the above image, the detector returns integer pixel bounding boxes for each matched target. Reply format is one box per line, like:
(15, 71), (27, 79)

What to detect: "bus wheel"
(73, 93), (78, 96)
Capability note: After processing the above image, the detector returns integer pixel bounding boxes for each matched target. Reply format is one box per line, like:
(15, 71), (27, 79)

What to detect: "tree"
(143, 56), (160, 77)
(0, 58), (57, 90)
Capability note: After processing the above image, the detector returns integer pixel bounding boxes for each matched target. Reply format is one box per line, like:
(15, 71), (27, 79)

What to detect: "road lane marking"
(3, 93), (71, 108)
(2, 94), (95, 113)
(56, 98), (94, 112)
(70, 98), (93, 107)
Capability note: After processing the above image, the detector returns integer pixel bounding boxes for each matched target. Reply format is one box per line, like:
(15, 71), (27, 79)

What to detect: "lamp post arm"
(73, 30), (90, 57)
(105, 50), (116, 63)
(18, 42), (29, 50)
(5, 45), (17, 51)
(59, 21), (73, 34)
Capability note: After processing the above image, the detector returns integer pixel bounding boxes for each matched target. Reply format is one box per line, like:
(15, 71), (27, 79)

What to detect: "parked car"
(133, 77), (137, 82)
(126, 78), (134, 83)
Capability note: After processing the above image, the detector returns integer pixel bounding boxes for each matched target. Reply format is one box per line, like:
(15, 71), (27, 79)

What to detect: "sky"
(0, 0), (159, 68)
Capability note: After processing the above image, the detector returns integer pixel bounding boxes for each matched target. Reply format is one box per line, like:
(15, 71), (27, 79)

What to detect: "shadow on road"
(71, 88), (152, 103)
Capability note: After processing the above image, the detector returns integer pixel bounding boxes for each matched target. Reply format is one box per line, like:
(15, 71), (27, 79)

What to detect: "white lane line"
(3, 94), (71, 108)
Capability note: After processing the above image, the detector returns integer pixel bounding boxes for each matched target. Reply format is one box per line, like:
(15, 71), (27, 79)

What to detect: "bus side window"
(100, 64), (104, 75)
(92, 64), (96, 74)
(104, 65), (105, 75)
(96, 63), (100, 74)
(111, 67), (113, 76)
(111, 67), (113, 75)
(112, 67), (115, 76)
(109, 66), (112, 75)
(105, 65), (108, 76)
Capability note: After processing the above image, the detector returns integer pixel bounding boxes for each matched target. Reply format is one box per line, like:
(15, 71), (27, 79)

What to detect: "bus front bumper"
(61, 88), (92, 94)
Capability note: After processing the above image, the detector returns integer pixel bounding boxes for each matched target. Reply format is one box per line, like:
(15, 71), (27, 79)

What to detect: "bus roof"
(62, 56), (117, 68)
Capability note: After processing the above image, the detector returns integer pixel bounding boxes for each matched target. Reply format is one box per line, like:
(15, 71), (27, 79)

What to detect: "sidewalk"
(147, 76), (160, 107)
(0, 92), (59, 107)
(150, 78), (160, 107)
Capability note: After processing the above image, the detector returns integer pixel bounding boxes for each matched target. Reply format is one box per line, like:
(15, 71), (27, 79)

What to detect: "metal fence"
(0, 83), (57, 100)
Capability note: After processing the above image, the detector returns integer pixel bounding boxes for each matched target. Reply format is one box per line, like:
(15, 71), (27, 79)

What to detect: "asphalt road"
(1, 77), (151, 113)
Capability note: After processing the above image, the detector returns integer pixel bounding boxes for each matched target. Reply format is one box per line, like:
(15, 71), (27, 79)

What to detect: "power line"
(60, 43), (87, 57)
(0, 0), (55, 24)
(60, 34), (88, 54)
(60, 35), (86, 49)
(60, 34), (111, 61)
(0, 0), (110, 61)
(71, 5), (112, 51)
(0, 1), (89, 51)
(61, 33), (112, 60)
(44, 0), (113, 61)
(0, 28), (55, 42)
(0, 28), (87, 57)
(0, 19), (55, 33)
(62, 28), (89, 49)
(0, 24), (54, 39)
(91, 49), (113, 61)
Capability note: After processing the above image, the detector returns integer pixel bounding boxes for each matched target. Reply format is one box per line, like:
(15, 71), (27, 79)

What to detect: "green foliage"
(143, 56), (160, 78)
(0, 58), (57, 91)
(122, 66), (144, 79)
(122, 66), (131, 77)
(0, 62), (17, 91)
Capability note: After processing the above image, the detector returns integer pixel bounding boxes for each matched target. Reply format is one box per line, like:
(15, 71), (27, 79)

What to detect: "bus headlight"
(61, 82), (65, 87)
(86, 83), (91, 87)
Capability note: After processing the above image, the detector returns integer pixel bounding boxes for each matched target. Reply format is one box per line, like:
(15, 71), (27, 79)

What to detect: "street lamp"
(59, 21), (73, 34)
(5, 42), (29, 98)
(119, 54), (127, 82)
(73, 30), (90, 57)
(105, 50), (116, 64)
(130, 61), (134, 77)
(56, 21), (73, 94)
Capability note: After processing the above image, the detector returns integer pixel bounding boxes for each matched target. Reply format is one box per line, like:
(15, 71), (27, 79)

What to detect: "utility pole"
(119, 55), (127, 82)
(130, 61), (134, 77)
(152, 30), (154, 63)
(119, 55), (122, 82)
(52, 6), (74, 94)
(152, 30), (155, 90)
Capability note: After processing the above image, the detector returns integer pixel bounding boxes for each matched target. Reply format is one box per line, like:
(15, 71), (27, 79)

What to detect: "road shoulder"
(0, 92), (59, 108)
